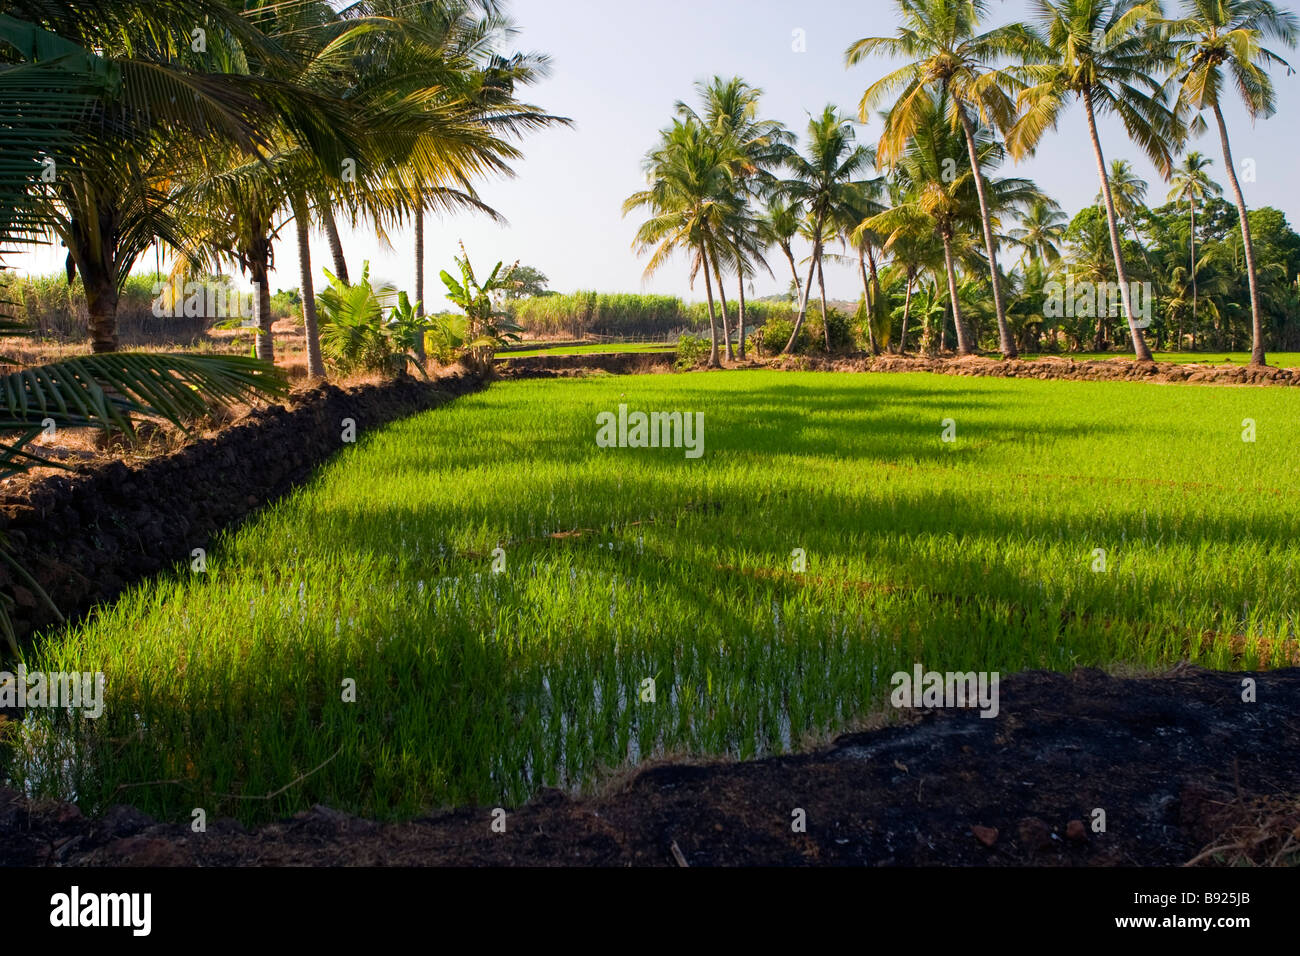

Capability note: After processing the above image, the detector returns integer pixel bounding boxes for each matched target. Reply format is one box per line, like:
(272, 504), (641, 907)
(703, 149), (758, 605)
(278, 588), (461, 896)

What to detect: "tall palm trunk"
(244, 231), (275, 363)
(782, 243), (801, 301)
(957, 108), (1014, 358)
(700, 244), (721, 368)
(322, 205), (349, 285)
(713, 262), (734, 361)
(817, 256), (831, 352)
(735, 256), (747, 360)
(1083, 88), (1153, 362)
(291, 192), (325, 379)
(411, 208), (426, 365)
(784, 233), (821, 354)
(941, 232), (973, 355)
(414, 208), (425, 317)
(899, 269), (915, 354)
(865, 242), (883, 355)
(1189, 199), (1198, 331)
(858, 246), (878, 355)
(1213, 103), (1265, 366)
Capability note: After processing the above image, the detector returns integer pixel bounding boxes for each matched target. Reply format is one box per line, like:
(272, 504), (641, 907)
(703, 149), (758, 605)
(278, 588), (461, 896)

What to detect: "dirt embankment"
(499, 348), (1300, 387)
(2, 665), (1296, 866)
(782, 353), (1300, 386)
(0, 370), (486, 645)
(496, 352), (675, 376)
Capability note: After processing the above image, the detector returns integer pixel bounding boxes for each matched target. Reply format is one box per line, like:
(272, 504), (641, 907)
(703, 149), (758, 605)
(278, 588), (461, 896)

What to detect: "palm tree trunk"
(700, 245), (721, 368)
(858, 246), (878, 355)
(322, 205), (349, 285)
(735, 263), (747, 360)
(900, 270), (915, 354)
(783, 244), (800, 301)
(247, 235), (275, 363)
(291, 192), (326, 379)
(941, 233), (973, 355)
(713, 262), (734, 361)
(1213, 104), (1265, 366)
(1083, 88), (1153, 362)
(82, 263), (119, 354)
(1189, 200), (1198, 334)
(414, 207), (425, 318)
(866, 243), (883, 355)
(784, 236), (820, 354)
(958, 107), (1015, 358)
(817, 256), (831, 352)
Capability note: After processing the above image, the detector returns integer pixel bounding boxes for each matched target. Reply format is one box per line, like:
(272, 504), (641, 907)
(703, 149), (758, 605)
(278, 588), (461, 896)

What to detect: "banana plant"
(439, 246), (522, 363)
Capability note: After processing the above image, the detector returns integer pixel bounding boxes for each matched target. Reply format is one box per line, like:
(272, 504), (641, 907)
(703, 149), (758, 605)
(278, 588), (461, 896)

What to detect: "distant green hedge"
(508, 291), (796, 338)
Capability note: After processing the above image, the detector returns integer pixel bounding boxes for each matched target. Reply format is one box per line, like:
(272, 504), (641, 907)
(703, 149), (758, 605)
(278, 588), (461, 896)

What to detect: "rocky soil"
(0, 370), (485, 644)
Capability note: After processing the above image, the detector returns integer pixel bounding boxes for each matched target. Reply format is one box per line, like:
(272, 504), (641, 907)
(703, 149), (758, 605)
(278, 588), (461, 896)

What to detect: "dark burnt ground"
(2, 665), (1297, 866)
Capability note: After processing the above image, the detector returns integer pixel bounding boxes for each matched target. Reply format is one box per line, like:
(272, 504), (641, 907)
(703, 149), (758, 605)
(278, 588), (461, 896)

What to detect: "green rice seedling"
(7, 371), (1299, 824)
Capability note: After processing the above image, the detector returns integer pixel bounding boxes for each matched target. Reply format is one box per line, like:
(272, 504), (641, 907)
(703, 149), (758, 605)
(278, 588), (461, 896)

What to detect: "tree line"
(1, 0), (566, 372)
(623, 0), (1297, 367)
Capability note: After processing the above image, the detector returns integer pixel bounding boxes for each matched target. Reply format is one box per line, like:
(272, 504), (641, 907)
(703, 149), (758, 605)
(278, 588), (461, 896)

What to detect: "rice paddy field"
(8, 370), (1300, 824)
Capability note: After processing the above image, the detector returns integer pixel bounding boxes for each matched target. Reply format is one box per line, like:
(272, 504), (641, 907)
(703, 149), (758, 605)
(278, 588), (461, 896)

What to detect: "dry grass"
(1187, 793), (1300, 867)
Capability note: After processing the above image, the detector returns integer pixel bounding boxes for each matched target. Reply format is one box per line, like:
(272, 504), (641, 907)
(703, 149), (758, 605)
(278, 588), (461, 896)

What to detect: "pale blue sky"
(15, 0), (1300, 307)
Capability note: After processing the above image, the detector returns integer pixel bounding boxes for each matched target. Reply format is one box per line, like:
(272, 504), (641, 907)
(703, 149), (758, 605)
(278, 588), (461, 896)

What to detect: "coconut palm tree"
(867, 90), (1039, 355)
(837, 180), (888, 354)
(1008, 197), (1068, 264)
(848, 0), (1041, 358)
(758, 197), (806, 306)
(1167, 151), (1222, 333)
(776, 106), (875, 353)
(1162, 0), (1298, 366)
(1009, 0), (1184, 363)
(9, 0), (337, 353)
(183, 2), (557, 375)
(624, 118), (744, 367)
(677, 77), (791, 359)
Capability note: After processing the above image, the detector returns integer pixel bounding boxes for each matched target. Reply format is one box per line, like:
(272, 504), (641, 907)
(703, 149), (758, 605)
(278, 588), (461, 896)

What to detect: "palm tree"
(848, 0), (1040, 358)
(1163, 0), (1298, 366)
(624, 118), (743, 367)
(1009, 197), (1068, 264)
(677, 77), (790, 359)
(867, 90), (1038, 355)
(837, 179), (888, 354)
(777, 106), (874, 353)
(1009, 0), (1184, 363)
(758, 197), (806, 305)
(1065, 207), (1122, 349)
(11, 0), (328, 353)
(1167, 151), (1222, 335)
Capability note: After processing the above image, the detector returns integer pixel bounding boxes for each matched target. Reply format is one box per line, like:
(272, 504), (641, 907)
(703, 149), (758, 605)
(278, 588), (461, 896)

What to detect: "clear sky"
(13, 0), (1300, 307)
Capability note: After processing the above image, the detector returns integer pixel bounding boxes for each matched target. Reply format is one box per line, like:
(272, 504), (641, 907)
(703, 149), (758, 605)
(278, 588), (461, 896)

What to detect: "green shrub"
(754, 317), (800, 355)
(675, 333), (710, 370)
(806, 307), (853, 353)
